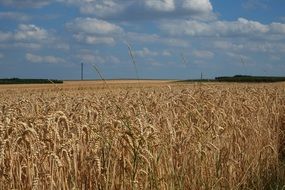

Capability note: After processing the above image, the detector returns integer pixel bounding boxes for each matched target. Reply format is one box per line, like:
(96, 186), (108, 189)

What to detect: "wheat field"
(0, 81), (284, 190)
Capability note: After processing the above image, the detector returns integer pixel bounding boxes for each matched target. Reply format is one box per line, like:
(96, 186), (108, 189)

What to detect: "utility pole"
(81, 62), (83, 80)
(200, 72), (203, 80)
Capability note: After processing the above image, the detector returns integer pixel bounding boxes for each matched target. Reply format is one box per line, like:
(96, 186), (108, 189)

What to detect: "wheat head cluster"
(0, 82), (284, 190)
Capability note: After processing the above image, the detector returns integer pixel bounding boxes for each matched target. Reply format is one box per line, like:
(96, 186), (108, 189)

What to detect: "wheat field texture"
(0, 82), (284, 190)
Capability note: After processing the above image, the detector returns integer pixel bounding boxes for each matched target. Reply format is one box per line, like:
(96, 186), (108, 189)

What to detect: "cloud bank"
(60, 0), (214, 20)
(160, 18), (285, 38)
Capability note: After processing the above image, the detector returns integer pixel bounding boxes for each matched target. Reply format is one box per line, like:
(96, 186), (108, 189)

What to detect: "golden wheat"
(0, 82), (284, 189)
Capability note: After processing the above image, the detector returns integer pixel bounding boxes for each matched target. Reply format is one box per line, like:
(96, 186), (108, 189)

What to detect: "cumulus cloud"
(0, 24), (49, 43)
(58, 0), (126, 17)
(60, 0), (213, 20)
(66, 17), (123, 45)
(26, 53), (65, 64)
(124, 31), (190, 48)
(0, 24), (48, 46)
(270, 22), (285, 34)
(134, 48), (159, 57)
(0, 24), (72, 53)
(66, 17), (123, 35)
(183, 0), (212, 13)
(79, 0), (125, 17)
(15, 24), (49, 41)
(145, 0), (175, 12)
(74, 34), (116, 45)
(134, 48), (173, 57)
(160, 18), (285, 38)
(160, 18), (271, 37)
(0, 24), (71, 53)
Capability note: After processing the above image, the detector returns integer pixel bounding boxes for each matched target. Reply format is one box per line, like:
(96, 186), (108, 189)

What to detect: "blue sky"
(0, 0), (284, 80)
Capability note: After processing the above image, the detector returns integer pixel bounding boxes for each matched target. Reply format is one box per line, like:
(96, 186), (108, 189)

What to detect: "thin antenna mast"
(181, 53), (187, 66)
(240, 55), (248, 75)
(81, 62), (83, 80)
(240, 56), (245, 66)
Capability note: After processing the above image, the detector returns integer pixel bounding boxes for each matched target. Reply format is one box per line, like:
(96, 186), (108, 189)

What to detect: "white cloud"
(246, 42), (285, 53)
(0, 24), (50, 43)
(60, 0), (213, 20)
(213, 41), (244, 51)
(15, 24), (49, 41)
(67, 17), (123, 45)
(0, 24), (70, 53)
(192, 50), (214, 59)
(270, 23), (285, 34)
(26, 53), (65, 64)
(134, 48), (173, 58)
(162, 50), (172, 56)
(0, 43), (41, 50)
(26, 53), (42, 63)
(213, 39), (285, 54)
(0, 12), (30, 21)
(74, 34), (116, 45)
(66, 17), (123, 35)
(126, 32), (160, 43)
(134, 48), (159, 57)
(45, 56), (65, 64)
(226, 52), (249, 60)
(76, 50), (104, 63)
(59, 0), (125, 17)
(161, 18), (271, 37)
(58, 0), (95, 3)
(163, 38), (190, 47)
(125, 32), (189, 47)
(183, 0), (212, 13)
(77, 50), (120, 64)
(54, 43), (70, 51)
(0, 0), (52, 8)
(145, 0), (175, 12)
(14, 43), (42, 49)
(79, 0), (125, 16)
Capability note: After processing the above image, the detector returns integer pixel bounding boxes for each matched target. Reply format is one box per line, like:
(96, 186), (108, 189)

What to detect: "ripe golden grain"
(0, 82), (284, 189)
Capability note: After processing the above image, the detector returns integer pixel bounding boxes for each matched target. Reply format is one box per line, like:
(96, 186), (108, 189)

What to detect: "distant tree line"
(178, 75), (285, 83)
(0, 78), (63, 84)
(215, 75), (285, 83)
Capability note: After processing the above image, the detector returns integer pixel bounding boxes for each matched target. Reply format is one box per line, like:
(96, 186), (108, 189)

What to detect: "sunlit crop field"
(0, 81), (284, 189)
